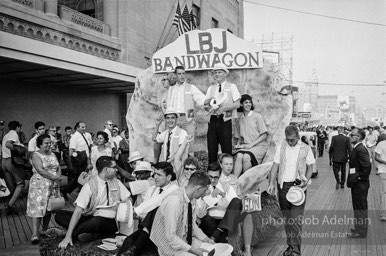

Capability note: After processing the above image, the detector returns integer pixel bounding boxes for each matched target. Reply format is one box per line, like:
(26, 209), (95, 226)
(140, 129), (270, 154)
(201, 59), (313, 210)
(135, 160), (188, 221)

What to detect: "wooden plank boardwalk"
(0, 155), (385, 255)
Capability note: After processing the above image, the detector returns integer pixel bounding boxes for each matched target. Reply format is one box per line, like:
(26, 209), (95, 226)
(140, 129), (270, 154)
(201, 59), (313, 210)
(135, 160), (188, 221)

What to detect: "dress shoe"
(289, 251), (300, 256)
(341, 184), (344, 188)
(336, 183), (340, 190)
(347, 232), (366, 238)
(283, 246), (293, 256)
(380, 215), (386, 221)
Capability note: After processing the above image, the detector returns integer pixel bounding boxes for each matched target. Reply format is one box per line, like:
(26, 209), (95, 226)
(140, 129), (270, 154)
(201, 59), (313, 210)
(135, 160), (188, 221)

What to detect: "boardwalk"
(0, 155), (385, 255)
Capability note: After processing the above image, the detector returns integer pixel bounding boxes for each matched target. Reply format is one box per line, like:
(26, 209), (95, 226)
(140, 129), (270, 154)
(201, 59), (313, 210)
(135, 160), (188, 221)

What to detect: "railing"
(59, 5), (111, 35)
(10, 0), (43, 11)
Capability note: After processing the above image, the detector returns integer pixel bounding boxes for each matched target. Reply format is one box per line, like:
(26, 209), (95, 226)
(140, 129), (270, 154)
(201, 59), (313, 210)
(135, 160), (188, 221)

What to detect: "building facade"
(0, 0), (244, 137)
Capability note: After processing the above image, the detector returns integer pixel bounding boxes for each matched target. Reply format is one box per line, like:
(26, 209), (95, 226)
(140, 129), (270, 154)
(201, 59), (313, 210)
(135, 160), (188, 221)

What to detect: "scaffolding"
(252, 33), (294, 86)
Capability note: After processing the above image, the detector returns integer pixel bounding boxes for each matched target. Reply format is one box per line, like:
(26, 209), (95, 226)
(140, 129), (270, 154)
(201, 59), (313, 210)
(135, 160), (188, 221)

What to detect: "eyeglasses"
(209, 175), (219, 180)
(184, 167), (196, 171)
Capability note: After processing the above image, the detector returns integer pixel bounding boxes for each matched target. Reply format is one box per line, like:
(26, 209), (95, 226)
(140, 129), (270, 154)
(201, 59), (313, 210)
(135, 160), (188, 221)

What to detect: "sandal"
(31, 235), (39, 244)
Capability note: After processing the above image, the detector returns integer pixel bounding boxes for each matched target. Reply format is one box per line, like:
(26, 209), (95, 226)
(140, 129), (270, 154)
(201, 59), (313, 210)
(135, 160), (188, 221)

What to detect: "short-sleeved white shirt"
(69, 131), (93, 156)
(205, 81), (241, 102)
(28, 134), (39, 152)
(156, 126), (187, 161)
(274, 142), (315, 182)
(2, 130), (21, 159)
(74, 176), (131, 217)
(375, 141), (386, 173)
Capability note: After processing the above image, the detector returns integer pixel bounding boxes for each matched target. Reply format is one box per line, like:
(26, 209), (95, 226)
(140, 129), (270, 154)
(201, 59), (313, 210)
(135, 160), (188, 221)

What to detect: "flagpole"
(155, 0), (179, 52)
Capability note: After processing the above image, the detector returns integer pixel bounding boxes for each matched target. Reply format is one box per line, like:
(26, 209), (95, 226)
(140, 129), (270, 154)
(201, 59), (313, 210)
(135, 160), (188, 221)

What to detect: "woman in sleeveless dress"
(26, 134), (62, 243)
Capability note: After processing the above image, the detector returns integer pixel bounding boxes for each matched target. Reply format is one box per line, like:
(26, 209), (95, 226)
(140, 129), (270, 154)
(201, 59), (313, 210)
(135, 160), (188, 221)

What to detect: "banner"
(152, 29), (263, 73)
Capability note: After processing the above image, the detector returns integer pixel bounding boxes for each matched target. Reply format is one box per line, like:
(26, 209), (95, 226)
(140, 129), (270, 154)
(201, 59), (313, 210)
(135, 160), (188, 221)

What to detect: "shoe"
(283, 246), (293, 256)
(5, 205), (12, 215)
(78, 233), (101, 243)
(341, 184), (344, 188)
(42, 228), (67, 237)
(11, 204), (18, 215)
(347, 232), (366, 238)
(336, 183), (340, 190)
(31, 235), (39, 244)
(289, 251), (301, 256)
(380, 215), (386, 221)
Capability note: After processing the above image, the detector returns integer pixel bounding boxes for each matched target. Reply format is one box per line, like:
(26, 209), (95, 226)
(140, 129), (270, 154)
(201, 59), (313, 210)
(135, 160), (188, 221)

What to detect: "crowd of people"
(1, 63), (384, 256)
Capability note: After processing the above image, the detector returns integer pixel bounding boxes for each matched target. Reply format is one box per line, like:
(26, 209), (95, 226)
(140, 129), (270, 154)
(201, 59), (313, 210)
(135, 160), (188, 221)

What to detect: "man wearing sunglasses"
(267, 125), (315, 256)
(346, 128), (371, 238)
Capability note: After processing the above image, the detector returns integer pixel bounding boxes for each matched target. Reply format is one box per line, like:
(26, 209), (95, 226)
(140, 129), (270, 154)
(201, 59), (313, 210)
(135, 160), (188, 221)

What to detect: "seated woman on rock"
(234, 94), (268, 178)
(196, 154), (254, 256)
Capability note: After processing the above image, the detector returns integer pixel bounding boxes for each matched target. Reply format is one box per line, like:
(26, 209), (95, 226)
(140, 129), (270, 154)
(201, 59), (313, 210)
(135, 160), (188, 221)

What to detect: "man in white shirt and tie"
(204, 63), (241, 163)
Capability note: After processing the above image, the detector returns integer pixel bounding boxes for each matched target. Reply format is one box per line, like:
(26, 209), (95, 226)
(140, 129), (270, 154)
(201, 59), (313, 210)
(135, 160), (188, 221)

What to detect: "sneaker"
(11, 204), (18, 215)
(5, 205), (12, 215)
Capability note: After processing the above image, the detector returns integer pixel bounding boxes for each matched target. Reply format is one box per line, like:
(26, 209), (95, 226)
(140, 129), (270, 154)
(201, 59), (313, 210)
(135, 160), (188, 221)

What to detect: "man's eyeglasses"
(209, 175), (219, 180)
(184, 167), (196, 171)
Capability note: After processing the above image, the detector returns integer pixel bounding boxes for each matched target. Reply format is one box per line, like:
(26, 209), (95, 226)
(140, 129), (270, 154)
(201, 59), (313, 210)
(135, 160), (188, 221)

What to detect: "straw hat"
(210, 92), (228, 109)
(205, 243), (233, 256)
(213, 63), (229, 74)
(286, 186), (305, 206)
(132, 161), (153, 173)
(128, 151), (144, 163)
(207, 205), (227, 219)
(116, 200), (134, 228)
(164, 107), (179, 117)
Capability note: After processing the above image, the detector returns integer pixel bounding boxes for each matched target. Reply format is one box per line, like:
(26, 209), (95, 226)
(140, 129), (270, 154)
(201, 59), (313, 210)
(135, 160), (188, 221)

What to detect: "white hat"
(286, 186), (305, 206)
(164, 107), (179, 117)
(213, 63), (229, 73)
(210, 92), (228, 109)
(116, 201), (134, 228)
(128, 151), (144, 163)
(133, 161), (153, 173)
(204, 243), (233, 256)
(208, 205), (227, 219)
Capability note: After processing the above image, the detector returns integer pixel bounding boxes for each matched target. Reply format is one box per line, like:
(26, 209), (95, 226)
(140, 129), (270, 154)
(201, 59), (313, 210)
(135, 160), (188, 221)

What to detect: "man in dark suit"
(329, 126), (352, 189)
(347, 128), (371, 238)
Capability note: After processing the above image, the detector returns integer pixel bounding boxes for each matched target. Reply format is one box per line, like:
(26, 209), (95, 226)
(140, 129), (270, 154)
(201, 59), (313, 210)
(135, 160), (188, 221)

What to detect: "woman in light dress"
(234, 94), (268, 177)
(26, 134), (62, 243)
(88, 131), (113, 176)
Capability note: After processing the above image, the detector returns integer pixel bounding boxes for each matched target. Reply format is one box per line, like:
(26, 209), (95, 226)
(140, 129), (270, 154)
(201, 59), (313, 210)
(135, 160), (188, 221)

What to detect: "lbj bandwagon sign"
(152, 29), (263, 73)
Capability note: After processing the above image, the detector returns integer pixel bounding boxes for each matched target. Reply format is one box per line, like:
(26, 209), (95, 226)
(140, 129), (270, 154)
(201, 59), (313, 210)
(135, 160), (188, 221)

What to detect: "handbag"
(0, 178), (10, 197)
(47, 184), (65, 211)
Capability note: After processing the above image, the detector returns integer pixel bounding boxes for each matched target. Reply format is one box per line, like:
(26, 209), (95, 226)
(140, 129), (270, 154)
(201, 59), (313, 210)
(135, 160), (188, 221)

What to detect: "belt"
(283, 181), (297, 186)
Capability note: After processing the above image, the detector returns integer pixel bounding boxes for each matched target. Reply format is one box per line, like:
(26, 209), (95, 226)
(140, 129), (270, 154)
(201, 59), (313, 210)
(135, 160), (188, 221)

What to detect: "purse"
(47, 184), (65, 211)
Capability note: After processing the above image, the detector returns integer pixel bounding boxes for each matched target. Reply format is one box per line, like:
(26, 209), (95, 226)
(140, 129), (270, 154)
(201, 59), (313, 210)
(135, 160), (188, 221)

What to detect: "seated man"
(126, 161), (155, 206)
(150, 171), (215, 256)
(198, 155), (254, 256)
(152, 107), (189, 171)
(57, 156), (131, 249)
(117, 162), (179, 256)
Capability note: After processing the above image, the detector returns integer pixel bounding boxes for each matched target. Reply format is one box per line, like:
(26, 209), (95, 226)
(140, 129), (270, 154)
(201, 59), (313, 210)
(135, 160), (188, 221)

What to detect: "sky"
(243, 0), (386, 109)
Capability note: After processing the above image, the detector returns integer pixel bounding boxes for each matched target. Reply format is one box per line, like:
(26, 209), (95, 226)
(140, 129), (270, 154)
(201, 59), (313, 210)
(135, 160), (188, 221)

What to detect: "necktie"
(166, 130), (172, 160)
(159, 188), (163, 194)
(187, 202), (192, 245)
(218, 83), (222, 92)
(105, 182), (109, 206)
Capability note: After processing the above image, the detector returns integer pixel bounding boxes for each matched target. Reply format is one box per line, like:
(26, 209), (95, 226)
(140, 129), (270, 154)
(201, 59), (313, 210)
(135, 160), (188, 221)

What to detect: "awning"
(0, 31), (143, 93)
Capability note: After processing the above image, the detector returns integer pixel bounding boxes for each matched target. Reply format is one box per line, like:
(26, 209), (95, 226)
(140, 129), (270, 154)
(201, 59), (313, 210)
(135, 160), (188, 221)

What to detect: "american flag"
(190, 9), (196, 30)
(172, 2), (195, 36)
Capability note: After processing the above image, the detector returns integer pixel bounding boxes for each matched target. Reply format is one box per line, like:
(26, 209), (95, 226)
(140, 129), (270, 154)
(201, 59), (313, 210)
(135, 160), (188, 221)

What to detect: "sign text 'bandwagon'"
(152, 29), (263, 73)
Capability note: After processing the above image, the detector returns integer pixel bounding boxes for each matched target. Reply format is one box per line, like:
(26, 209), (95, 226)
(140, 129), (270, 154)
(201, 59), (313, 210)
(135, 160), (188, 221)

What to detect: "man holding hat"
(127, 161), (155, 206)
(204, 63), (241, 163)
(153, 107), (188, 167)
(267, 125), (315, 256)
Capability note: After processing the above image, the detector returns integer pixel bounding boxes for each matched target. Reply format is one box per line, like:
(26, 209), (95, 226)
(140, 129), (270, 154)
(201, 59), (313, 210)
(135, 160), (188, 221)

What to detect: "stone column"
(44, 0), (58, 16)
(103, 0), (119, 38)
